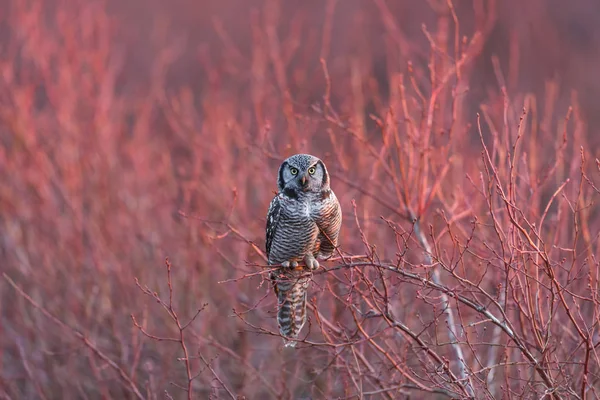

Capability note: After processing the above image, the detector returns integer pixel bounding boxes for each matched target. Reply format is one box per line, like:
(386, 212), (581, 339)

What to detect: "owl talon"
(304, 254), (320, 270)
(281, 261), (299, 269)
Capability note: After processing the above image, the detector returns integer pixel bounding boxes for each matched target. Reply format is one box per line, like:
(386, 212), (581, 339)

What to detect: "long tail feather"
(271, 267), (311, 347)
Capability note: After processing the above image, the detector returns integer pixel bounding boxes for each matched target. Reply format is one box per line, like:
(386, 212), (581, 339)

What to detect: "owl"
(265, 153), (342, 347)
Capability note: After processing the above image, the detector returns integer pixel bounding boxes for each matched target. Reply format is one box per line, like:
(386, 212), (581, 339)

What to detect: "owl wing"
(316, 191), (342, 258)
(265, 195), (282, 261)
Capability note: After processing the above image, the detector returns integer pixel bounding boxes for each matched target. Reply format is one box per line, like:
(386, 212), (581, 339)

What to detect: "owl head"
(277, 153), (330, 196)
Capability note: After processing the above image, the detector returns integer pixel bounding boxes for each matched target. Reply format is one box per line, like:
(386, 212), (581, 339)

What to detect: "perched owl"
(265, 153), (342, 347)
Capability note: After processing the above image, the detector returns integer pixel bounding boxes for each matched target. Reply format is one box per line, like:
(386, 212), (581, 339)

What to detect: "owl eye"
(308, 166), (316, 175)
(290, 167), (299, 175)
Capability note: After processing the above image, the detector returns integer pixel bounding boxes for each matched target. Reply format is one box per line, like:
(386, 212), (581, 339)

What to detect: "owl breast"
(267, 195), (320, 265)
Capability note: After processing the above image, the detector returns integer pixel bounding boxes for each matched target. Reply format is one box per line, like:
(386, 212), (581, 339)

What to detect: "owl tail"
(272, 268), (311, 348)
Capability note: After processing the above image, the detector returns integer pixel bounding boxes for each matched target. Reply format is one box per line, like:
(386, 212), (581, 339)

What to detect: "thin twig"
(3, 273), (145, 400)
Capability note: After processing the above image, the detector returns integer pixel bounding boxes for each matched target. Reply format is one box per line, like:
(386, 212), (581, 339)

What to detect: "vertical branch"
(264, 0), (298, 146)
(131, 258), (227, 399)
(408, 208), (475, 397)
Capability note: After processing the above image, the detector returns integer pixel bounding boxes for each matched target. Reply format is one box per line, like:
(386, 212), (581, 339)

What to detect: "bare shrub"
(1, 0), (600, 399)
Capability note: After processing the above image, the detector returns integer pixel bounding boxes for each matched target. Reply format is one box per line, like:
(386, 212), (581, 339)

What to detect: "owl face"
(277, 154), (330, 195)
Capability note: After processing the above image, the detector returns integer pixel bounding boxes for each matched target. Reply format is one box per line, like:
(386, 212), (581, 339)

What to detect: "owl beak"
(300, 175), (308, 187)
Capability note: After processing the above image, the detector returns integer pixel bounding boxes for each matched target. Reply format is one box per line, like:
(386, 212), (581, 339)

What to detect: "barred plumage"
(265, 154), (342, 347)
(269, 267), (311, 341)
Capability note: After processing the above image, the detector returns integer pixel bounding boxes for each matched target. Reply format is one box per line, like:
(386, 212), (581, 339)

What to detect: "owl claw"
(281, 260), (299, 268)
(304, 254), (320, 270)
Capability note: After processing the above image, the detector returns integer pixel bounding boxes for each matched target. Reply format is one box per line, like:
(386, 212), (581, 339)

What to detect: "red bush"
(2, 0), (600, 398)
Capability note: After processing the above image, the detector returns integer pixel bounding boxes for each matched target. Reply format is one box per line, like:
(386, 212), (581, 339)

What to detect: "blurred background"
(1, 0), (599, 398)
